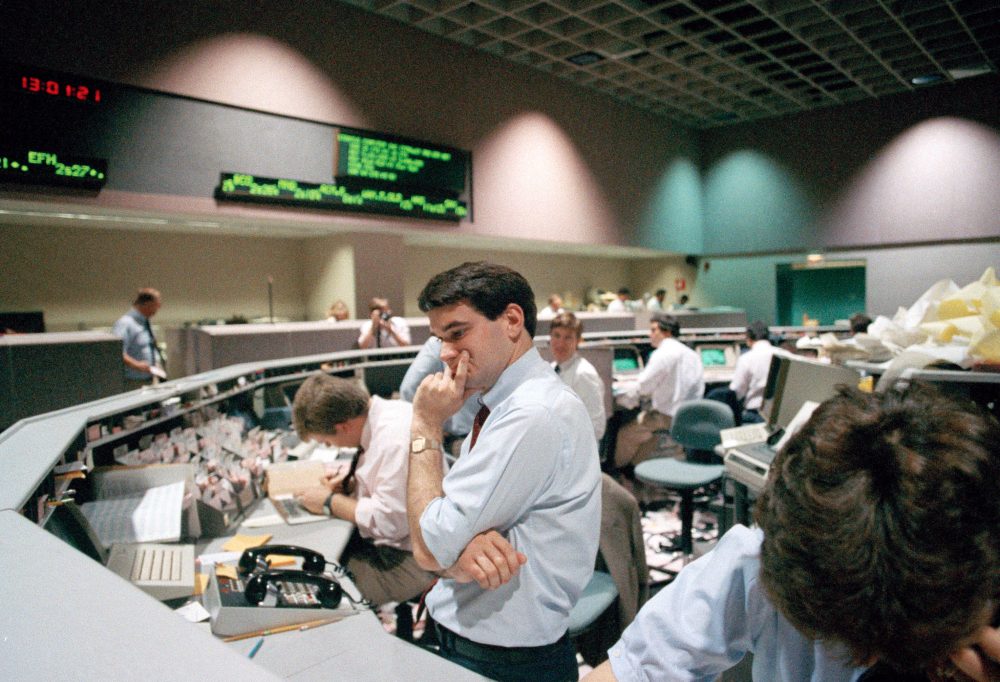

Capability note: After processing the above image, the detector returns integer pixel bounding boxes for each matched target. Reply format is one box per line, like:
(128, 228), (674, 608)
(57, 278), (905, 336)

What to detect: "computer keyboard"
(107, 542), (195, 601)
(719, 423), (770, 449)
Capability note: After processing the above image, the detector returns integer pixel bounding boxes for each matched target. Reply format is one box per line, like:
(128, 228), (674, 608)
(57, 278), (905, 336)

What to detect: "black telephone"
(244, 569), (343, 608)
(236, 544), (352, 610)
(238, 544), (326, 575)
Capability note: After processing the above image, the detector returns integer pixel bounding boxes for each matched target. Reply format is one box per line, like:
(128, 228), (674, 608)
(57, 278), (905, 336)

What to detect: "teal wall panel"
(636, 157), (703, 254)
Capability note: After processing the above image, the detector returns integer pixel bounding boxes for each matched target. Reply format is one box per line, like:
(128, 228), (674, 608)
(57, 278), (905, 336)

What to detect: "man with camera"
(358, 296), (412, 349)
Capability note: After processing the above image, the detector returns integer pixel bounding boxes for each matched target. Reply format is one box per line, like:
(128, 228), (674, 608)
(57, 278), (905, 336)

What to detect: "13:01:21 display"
(20, 75), (102, 102)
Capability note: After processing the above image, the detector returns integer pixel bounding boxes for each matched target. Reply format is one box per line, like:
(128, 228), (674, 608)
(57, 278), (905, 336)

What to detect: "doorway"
(775, 260), (866, 326)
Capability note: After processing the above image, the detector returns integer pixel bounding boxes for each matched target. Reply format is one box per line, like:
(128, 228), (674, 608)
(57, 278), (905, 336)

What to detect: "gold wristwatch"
(410, 437), (441, 454)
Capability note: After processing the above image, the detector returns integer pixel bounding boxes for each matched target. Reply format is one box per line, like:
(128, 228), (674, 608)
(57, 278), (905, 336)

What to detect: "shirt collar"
(127, 308), (149, 324)
(554, 353), (580, 373)
(480, 346), (547, 411)
(360, 396), (381, 451)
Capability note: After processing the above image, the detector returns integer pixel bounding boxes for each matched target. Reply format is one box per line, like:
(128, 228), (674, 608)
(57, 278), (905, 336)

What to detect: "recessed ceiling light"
(948, 65), (992, 80)
(911, 73), (944, 85)
(567, 51), (604, 66)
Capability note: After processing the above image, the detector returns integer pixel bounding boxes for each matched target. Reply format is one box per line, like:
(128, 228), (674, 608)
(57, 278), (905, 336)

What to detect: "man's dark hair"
(849, 312), (872, 334)
(651, 313), (680, 338)
(747, 320), (769, 342)
(755, 384), (1000, 673)
(550, 311), (582, 337)
(655, 288), (666, 297)
(417, 261), (537, 337)
(292, 373), (370, 437)
(133, 288), (160, 306)
(617, 287), (631, 296)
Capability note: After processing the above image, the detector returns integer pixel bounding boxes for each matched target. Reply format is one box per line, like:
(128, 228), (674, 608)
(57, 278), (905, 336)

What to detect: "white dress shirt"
(358, 316), (411, 348)
(354, 396), (446, 550)
(628, 337), (705, 416)
(536, 305), (564, 320)
(607, 298), (627, 312)
(729, 339), (776, 410)
(554, 353), (607, 440)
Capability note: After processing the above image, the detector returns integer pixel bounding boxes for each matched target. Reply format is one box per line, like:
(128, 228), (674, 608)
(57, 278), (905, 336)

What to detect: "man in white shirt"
(549, 312), (607, 441)
(606, 288), (630, 312)
(357, 297), (411, 349)
(614, 314), (704, 469)
(537, 293), (565, 320)
(728, 320), (775, 424)
(646, 288), (666, 312)
(294, 374), (438, 606)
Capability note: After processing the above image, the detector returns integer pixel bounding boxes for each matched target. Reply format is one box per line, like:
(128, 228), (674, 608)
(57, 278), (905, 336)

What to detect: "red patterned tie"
(470, 405), (490, 450)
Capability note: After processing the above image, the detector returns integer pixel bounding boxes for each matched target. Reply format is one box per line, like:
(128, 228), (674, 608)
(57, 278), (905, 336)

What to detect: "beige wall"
(0, 224), (306, 331)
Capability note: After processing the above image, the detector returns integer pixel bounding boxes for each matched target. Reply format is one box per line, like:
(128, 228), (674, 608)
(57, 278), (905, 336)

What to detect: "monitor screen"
(699, 347), (728, 367)
(761, 354), (861, 431)
(612, 346), (642, 373)
(0, 310), (45, 333)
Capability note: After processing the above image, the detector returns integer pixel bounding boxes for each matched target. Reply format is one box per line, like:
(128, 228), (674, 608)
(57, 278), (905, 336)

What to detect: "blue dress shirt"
(420, 347), (602, 647)
(609, 525), (865, 682)
(111, 308), (156, 380)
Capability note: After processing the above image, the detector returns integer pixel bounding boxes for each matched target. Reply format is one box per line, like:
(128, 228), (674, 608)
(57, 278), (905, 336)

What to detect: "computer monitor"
(612, 345), (643, 374)
(43, 501), (107, 564)
(697, 343), (737, 369)
(0, 310), (45, 333)
(760, 354), (861, 431)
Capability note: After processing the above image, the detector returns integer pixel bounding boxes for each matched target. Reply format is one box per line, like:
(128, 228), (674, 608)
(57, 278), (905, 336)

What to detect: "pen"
(223, 617), (341, 643)
(247, 637), (264, 659)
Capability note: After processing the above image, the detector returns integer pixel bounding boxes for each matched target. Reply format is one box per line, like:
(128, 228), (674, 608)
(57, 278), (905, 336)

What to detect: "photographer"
(357, 297), (411, 349)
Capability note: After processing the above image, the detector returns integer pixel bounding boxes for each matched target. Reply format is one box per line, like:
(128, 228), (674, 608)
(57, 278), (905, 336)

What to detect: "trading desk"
(0, 347), (485, 680)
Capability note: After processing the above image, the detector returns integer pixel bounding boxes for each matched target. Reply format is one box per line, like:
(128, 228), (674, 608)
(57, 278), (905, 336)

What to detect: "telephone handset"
(244, 569), (343, 608)
(238, 544), (326, 575)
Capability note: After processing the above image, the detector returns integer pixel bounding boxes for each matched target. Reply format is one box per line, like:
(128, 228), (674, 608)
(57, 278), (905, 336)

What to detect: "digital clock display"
(19, 74), (102, 103)
(0, 149), (108, 189)
(215, 172), (467, 221)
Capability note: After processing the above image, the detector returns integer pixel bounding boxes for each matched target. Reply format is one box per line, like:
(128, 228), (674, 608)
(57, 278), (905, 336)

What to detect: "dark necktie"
(342, 446), (365, 495)
(554, 364), (561, 374)
(144, 318), (160, 368)
(470, 405), (490, 450)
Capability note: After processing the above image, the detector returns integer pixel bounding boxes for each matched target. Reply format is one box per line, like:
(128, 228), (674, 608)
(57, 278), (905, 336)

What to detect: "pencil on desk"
(223, 617), (340, 643)
(247, 637), (264, 659)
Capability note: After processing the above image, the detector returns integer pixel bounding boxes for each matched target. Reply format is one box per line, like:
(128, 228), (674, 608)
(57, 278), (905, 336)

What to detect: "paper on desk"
(222, 533), (272, 553)
(176, 600), (210, 623)
(149, 365), (167, 380)
(79, 480), (184, 546)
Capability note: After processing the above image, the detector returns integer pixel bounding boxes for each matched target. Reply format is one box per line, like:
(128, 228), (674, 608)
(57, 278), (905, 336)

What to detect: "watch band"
(323, 491), (335, 517)
(411, 437), (442, 454)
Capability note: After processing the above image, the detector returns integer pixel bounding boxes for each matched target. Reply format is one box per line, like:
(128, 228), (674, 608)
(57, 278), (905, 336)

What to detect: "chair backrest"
(670, 399), (735, 451)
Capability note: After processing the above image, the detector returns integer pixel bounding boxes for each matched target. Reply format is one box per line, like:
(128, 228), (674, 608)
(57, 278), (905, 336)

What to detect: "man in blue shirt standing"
(407, 261), (601, 682)
(111, 288), (163, 390)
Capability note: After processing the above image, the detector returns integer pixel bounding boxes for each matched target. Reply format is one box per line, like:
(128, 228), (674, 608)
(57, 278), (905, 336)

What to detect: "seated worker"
(399, 335), (479, 453)
(607, 288), (631, 312)
(408, 261), (601, 681)
(549, 312), (607, 442)
(728, 320), (776, 424)
(585, 383), (1000, 681)
(646, 288), (666, 312)
(293, 373), (439, 606)
(614, 313), (704, 469)
(849, 311), (873, 335)
(358, 297), (411, 349)
(537, 293), (565, 320)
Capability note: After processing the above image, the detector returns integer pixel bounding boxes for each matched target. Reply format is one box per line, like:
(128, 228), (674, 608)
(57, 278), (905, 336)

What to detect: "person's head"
(369, 297), (391, 317)
(133, 288), (161, 318)
(328, 299), (349, 321)
(617, 287), (631, 301)
(747, 320), (770, 343)
(549, 312), (583, 365)
(418, 261), (536, 393)
(547, 294), (563, 311)
(849, 312), (872, 335)
(291, 374), (370, 448)
(755, 384), (1000, 674)
(655, 288), (666, 301)
(679, 294), (690, 305)
(649, 313), (680, 348)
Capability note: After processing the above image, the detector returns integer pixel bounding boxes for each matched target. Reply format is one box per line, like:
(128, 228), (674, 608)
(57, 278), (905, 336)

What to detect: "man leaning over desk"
(407, 261), (601, 682)
(294, 374), (439, 607)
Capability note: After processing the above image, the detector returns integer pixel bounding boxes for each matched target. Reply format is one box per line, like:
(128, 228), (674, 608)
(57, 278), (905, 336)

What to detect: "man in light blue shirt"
(111, 288), (163, 389)
(585, 384), (1000, 681)
(407, 261), (601, 682)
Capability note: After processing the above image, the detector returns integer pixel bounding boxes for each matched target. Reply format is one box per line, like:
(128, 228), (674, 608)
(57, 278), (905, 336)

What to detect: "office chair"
(635, 400), (732, 557)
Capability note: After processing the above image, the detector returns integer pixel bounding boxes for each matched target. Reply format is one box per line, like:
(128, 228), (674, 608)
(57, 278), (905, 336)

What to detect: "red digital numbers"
(20, 75), (101, 103)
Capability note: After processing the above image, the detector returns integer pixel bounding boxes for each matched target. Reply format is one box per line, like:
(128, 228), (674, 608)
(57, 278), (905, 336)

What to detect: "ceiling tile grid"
(331, 0), (999, 128)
